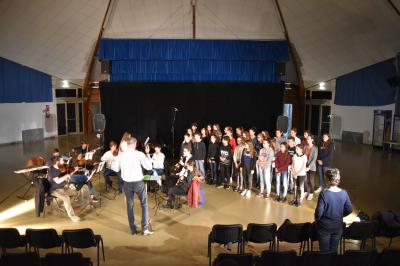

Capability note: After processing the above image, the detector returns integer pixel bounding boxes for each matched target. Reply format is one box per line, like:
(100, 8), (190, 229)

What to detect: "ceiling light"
(62, 80), (70, 88)
(319, 82), (326, 90)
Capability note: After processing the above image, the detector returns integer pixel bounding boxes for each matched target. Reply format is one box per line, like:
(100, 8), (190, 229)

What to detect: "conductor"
(115, 137), (154, 236)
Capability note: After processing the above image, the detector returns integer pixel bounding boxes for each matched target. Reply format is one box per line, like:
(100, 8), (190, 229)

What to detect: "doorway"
(305, 103), (331, 137)
(56, 101), (84, 135)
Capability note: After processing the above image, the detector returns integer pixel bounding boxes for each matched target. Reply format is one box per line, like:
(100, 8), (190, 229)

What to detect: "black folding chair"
(337, 249), (377, 266)
(243, 223), (277, 252)
(341, 221), (377, 253)
(375, 248), (400, 266)
(0, 228), (27, 255)
(62, 228), (104, 266)
(373, 211), (400, 247)
(309, 222), (319, 251)
(26, 228), (63, 255)
(298, 251), (336, 266)
(255, 250), (297, 266)
(44, 252), (93, 266)
(277, 219), (311, 255)
(213, 253), (253, 266)
(0, 252), (40, 266)
(208, 224), (244, 266)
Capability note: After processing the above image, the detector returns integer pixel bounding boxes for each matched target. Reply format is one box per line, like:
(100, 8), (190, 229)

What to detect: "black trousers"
(296, 175), (306, 202)
(34, 178), (50, 217)
(167, 185), (187, 204)
(306, 171), (316, 194)
(163, 175), (178, 193)
(242, 164), (253, 190)
(218, 163), (231, 185)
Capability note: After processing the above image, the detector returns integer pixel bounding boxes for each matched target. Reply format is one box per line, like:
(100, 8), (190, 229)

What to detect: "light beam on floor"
(0, 199), (34, 222)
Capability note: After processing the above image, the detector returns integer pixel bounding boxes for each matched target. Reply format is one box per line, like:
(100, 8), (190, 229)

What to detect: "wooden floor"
(0, 135), (399, 265)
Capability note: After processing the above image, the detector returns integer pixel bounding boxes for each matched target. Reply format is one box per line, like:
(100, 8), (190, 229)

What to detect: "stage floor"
(0, 135), (399, 265)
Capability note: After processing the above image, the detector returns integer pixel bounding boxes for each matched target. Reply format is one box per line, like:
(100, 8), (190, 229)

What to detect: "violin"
(73, 146), (101, 170)
(59, 165), (75, 175)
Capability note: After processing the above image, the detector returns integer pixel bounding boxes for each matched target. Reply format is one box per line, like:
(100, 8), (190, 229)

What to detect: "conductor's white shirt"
(115, 148), (152, 182)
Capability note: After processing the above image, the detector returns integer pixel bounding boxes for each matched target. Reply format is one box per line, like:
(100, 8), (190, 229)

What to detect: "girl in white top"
(256, 139), (275, 198)
(145, 144), (165, 176)
(290, 144), (308, 207)
(101, 141), (123, 192)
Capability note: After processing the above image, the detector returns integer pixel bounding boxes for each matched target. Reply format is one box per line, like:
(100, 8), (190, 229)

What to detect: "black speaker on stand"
(101, 60), (111, 74)
(276, 62), (286, 76)
(276, 115), (289, 133)
(93, 114), (106, 150)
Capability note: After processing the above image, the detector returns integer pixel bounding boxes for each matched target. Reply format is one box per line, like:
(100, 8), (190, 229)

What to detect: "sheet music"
(85, 152), (94, 160)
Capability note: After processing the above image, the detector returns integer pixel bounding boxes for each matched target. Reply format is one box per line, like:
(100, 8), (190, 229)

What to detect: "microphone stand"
(171, 108), (178, 159)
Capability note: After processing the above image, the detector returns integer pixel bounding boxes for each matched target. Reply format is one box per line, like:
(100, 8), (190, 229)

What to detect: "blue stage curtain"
(99, 39), (288, 61)
(0, 57), (52, 103)
(110, 60), (279, 82)
(99, 39), (288, 83)
(335, 58), (397, 106)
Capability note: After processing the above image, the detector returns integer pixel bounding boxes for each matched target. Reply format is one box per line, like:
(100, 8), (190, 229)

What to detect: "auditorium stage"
(0, 135), (399, 265)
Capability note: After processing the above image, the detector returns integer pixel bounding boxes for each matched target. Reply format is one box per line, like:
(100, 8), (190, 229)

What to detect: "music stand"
(15, 166), (49, 201)
(143, 172), (163, 216)
(96, 162), (119, 200)
(75, 163), (102, 216)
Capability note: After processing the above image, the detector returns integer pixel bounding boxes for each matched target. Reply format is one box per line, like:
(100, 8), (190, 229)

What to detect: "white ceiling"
(0, 0), (109, 79)
(279, 0), (400, 86)
(104, 0), (284, 39)
(0, 0), (399, 86)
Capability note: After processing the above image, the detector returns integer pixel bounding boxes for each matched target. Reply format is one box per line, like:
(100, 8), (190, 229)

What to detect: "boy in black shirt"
(217, 136), (232, 189)
(287, 136), (296, 193)
(207, 134), (219, 184)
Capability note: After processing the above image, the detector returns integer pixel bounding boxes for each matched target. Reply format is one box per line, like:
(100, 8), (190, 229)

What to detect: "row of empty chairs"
(0, 228), (104, 266)
(212, 248), (400, 266)
(208, 220), (396, 266)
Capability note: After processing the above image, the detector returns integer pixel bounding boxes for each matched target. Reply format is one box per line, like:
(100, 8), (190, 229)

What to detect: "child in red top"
(275, 142), (291, 202)
(226, 128), (236, 153)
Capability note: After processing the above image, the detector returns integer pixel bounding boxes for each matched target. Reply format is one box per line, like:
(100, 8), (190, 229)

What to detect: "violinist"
(47, 156), (81, 222)
(101, 141), (123, 193)
(67, 156), (99, 202)
(52, 148), (60, 157)
(119, 132), (132, 153)
(73, 140), (89, 156)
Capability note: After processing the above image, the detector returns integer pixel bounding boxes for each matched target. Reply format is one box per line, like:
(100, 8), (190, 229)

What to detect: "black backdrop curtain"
(100, 82), (284, 154)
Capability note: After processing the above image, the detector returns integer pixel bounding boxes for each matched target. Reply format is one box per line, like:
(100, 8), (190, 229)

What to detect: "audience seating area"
(208, 220), (400, 266)
(0, 227), (104, 266)
(212, 248), (400, 266)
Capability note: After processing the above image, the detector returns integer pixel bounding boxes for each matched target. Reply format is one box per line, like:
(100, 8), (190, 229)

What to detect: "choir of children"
(180, 123), (335, 207)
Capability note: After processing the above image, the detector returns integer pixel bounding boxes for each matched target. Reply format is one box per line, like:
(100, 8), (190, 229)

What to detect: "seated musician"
(52, 148), (60, 157)
(101, 141), (123, 193)
(73, 140), (89, 156)
(177, 145), (192, 175)
(164, 145), (192, 191)
(163, 159), (202, 209)
(70, 156), (99, 202)
(145, 144), (165, 176)
(47, 156), (81, 222)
